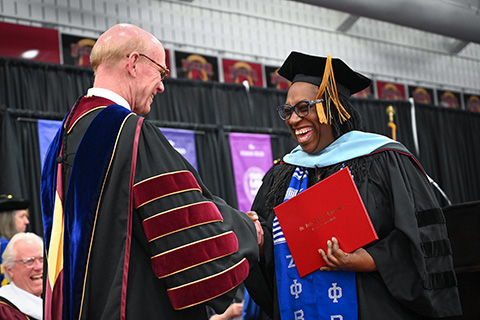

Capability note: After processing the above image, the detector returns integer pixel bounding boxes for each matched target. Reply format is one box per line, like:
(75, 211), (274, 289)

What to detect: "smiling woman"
(244, 51), (462, 320)
(0, 232), (43, 320)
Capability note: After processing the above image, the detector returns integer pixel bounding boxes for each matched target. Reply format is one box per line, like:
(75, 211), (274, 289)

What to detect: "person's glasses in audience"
(14, 256), (44, 267)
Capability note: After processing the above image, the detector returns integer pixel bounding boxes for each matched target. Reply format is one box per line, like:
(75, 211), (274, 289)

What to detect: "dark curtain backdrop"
(1, 57), (479, 236)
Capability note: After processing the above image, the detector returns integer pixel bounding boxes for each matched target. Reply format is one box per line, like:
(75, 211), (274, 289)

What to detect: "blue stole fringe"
(274, 167), (358, 320)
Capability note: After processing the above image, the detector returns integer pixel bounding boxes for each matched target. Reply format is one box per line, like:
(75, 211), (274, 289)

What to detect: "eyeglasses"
(277, 99), (324, 120)
(14, 256), (44, 267)
(127, 53), (170, 81)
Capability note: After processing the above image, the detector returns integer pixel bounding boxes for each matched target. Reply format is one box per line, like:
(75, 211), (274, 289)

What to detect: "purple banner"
(38, 119), (62, 169)
(229, 133), (273, 212)
(159, 127), (198, 170)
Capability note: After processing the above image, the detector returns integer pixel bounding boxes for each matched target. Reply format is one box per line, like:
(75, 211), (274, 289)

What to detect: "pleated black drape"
(354, 99), (416, 153)
(1, 56), (479, 236)
(0, 110), (43, 236)
(415, 104), (480, 203)
(0, 57), (93, 114)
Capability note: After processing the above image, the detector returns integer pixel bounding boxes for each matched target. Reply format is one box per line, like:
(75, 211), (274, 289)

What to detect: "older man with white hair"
(0, 232), (43, 320)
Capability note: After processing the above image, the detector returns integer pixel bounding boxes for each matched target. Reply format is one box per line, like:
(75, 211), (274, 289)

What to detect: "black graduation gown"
(42, 97), (259, 320)
(244, 146), (462, 320)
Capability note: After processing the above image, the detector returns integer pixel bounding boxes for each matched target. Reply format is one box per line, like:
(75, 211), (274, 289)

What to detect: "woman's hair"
(0, 211), (18, 240)
(329, 93), (365, 139)
(2, 232), (43, 283)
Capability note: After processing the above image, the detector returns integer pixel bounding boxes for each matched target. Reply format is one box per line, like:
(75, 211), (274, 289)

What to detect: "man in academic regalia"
(41, 23), (260, 320)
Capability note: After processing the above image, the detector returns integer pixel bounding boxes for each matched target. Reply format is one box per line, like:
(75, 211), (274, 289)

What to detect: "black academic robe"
(41, 96), (258, 320)
(244, 145), (462, 320)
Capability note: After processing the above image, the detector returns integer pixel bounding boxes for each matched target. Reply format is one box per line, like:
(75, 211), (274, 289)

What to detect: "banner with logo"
(222, 58), (264, 87)
(229, 133), (272, 212)
(61, 34), (97, 67)
(437, 89), (461, 109)
(175, 50), (219, 81)
(159, 127), (198, 170)
(353, 83), (374, 99)
(376, 81), (406, 100)
(464, 93), (480, 112)
(264, 65), (290, 90)
(38, 120), (62, 169)
(408, 85), (434, 104)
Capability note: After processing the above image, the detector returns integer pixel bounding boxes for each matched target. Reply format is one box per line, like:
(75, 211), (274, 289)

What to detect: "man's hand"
(246, 211), (264, 253)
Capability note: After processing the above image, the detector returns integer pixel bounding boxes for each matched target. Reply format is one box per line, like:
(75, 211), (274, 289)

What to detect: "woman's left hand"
(318, 237), (377, 272)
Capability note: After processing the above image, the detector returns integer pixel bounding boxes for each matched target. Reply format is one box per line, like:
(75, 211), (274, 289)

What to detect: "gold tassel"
(315, 54), (351, 124)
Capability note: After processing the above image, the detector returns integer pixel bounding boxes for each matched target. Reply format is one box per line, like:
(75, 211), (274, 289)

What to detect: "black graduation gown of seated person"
(244, 144), (462, 320)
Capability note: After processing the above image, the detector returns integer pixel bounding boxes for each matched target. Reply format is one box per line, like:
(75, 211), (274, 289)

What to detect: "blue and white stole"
(274, 167), (358, 320)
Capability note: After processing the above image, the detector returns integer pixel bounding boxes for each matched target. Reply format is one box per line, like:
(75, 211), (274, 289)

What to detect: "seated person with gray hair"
(0, 232), (43, 320)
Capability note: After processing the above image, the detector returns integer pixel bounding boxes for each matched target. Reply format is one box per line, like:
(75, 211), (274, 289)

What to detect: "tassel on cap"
(276, 51), (372, 124)
(315, 54), (351, 124)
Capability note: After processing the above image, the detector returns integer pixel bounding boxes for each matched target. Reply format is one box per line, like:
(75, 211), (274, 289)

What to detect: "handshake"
(246, 211), (264, 254)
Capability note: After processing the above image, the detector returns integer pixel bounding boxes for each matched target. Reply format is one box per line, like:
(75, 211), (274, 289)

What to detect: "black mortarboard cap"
(277, 51), (371, 97)
(0, 194), (30, 212)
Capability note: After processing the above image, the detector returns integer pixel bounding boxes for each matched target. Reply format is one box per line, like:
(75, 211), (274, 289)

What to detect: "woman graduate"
(244, 51), (462, 320)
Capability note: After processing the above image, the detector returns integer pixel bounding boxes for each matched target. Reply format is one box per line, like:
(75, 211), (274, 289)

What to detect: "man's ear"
(126, 52), (139, 77)
(3, 265), (13, 280)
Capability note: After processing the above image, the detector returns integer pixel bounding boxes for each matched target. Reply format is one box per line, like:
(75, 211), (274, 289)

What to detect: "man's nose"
(158, 81), (165, 93)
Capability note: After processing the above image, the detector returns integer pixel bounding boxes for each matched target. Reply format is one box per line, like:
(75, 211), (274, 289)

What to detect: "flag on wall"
(229, 133), (272, 212)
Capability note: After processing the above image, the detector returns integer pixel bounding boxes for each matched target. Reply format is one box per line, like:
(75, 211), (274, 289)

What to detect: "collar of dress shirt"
(86, 88), (131, 111)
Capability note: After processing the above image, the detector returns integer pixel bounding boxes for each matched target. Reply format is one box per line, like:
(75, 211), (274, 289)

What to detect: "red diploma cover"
(274, 167), (378, 277)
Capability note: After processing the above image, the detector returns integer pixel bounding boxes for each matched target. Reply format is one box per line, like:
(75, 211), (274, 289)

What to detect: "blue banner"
(159, 127), (198, 171)
(38, 119), (62, 170)
(38, 122), (198, 172)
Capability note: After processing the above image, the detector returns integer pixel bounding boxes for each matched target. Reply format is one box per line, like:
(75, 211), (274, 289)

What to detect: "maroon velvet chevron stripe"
(65, 96), (114, 132)
(151, 231), (238, 278)
(142, 201), (223, 241)
(167, 258), (250, 310)
(133, 171), (201, 208)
